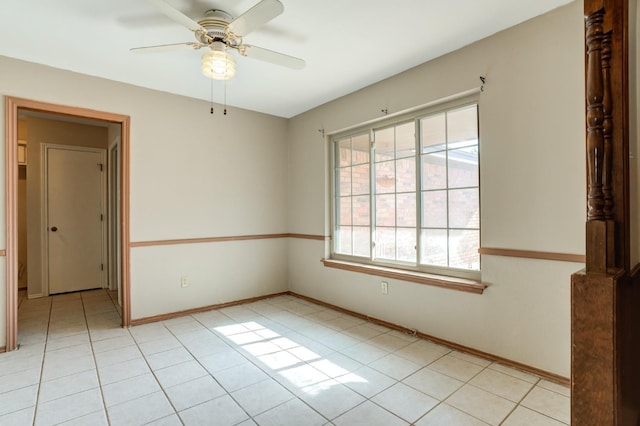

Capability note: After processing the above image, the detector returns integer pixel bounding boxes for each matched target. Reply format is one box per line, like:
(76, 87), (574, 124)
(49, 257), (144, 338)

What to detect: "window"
(332, 101), (479, 279)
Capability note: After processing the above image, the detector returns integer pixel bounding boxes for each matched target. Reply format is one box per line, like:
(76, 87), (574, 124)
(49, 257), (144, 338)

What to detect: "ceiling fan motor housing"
(197, 9), (235, 44)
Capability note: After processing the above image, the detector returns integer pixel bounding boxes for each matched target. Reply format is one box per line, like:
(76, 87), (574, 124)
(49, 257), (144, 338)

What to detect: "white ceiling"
(1, 0), (573, 118)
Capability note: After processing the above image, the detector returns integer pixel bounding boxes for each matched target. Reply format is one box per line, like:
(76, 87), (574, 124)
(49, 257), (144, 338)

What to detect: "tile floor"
(0, 290), (570, 425)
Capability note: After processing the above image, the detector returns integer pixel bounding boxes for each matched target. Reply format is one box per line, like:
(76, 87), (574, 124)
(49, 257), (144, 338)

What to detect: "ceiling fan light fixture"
(201, 43), (236, 80)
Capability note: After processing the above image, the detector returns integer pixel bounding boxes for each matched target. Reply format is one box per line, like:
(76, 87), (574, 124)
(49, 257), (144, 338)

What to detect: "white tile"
(341, 342), (388, 364)
(299, 379), (366, 420)
(164, 375), (226, 411)
(275, 364), (331, 393)
(372, 382), (439, 423)
(138, 336), (183, 356)
(337, 365), (396, 398)
(102, 373), (161, 407)
(333, 400), (408, 426)
(503, 406), (567, 426)
(415, 403), (489, 425)
(253, 398), (327, 426)
(59, 410), (108, 426)
(146, 347), (194, 370)
(199, 348), (248, 374)
(449, 351), (493, 367)
(0, 406), (35, 426)
(0, 385), (38, 416)
(446, 384), (516, 425)
(90, 335), (135, 353)
(428, 355), (485, 382)
(369, 353), (422, 380)
(35, 388), (103, 426)
(97, 357), (151, 385)
(537, 379), (571, 397)
(257, 349), (304, 371)
(45, 332), (90, 351)
(154, 360), (208, 389)
(394, 339), (450, 365)
(0, 367), (41, 394)
(179, 394), (249, 426)
(214, 361), (269, 392)
(107, 391), (174, 426)
(145, 414), (184, 426)
(403, 367), (464, 400)
(38, 369), (99, 403)
(368, 333), (412, 352)
(521, 386), (570, 424)
(94, 344), (143, 369)
(469, 368), (535, 402)
(487, 363), (540, 384)
(231, 378), (294, 416)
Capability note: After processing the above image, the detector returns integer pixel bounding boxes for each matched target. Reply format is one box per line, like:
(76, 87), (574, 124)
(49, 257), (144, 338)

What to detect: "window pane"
(396, 158), (415, 192)
(337, 197), (352, 226)
(353, 195), (370, 226)
(447, 105), (478, 149)
(397, 193), (416, 227)
(421, 153), (447, 190)
(422, 190), (447, 228)
(337, 138), (351, 167)
(420, 229), (448, 266)
(375, 161), (395, 194)
(375, 127), (395, 162)
(448, 146), (478, 188)
(336, 226), (352, 254)
(449, 229), (479, 270)
(397, 228), (416, 262)
(396, 122), (415, 158)
(421, 113), (446, 153)
(353, 226), (371, 257)
(449, 188), (479, 229)
(338, 167), (351, 196)
(352, 134), (370, 165)
(352, 163), (370, 195)
(375, 227), (396, 260)
(376, 194), (395, 227)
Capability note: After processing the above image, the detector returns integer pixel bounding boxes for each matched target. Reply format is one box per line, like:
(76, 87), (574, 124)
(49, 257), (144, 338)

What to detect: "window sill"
(322, 259), (487, 294)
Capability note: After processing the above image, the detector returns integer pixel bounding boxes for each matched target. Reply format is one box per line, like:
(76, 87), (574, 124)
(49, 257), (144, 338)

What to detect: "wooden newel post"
(573, 0), (637, 424)
(585, 9), (614, 273)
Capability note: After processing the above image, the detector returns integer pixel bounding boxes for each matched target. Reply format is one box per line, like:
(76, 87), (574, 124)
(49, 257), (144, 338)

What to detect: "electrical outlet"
(381, 281), (388, 295)
(180, 276), (189, 288)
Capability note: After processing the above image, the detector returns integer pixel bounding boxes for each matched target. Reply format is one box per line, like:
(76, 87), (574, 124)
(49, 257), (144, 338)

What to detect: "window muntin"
(333, 101), (479, 278)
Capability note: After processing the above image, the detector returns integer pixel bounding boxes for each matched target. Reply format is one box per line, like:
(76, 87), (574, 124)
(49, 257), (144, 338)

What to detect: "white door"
(47, 146), (105, 294)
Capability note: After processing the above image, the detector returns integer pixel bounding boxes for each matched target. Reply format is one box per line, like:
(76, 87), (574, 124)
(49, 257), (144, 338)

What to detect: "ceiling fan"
(131, 0), (305, 80)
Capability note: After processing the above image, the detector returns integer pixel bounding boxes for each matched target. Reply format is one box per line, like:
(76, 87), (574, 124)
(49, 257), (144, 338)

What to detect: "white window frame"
(330, 96), (480, 281)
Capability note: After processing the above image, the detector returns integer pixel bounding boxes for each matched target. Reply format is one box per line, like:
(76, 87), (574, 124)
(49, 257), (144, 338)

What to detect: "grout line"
(31, 294), (53, 424)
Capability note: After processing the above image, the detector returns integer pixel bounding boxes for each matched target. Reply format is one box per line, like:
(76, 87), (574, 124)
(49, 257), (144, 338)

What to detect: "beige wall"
(24, 117), (108, 297)
(287, 1), (584, 377)
(0, 55), (290, 346)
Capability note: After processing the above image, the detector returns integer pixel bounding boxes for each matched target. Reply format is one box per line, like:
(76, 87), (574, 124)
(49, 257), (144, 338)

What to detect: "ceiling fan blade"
(228, 0), (284, 37)
(240, 45), (305, 69)
(146, 0), (205, 32)
(130, 42), (204, 54)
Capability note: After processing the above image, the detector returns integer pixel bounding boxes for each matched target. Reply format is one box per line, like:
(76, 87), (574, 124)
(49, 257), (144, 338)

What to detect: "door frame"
(42, 144), (107, 296)
(5, 96), (131, 351)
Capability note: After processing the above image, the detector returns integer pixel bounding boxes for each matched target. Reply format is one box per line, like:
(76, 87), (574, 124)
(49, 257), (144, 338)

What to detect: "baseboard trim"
(289, 291), (570, 386)
(130, 291), (290, 326)
(0, 346), (5, 353)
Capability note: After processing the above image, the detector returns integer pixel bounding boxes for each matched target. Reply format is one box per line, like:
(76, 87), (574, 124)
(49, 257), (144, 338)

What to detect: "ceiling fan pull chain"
(224, 79), (228, 116)
(210, 74), (214, 114)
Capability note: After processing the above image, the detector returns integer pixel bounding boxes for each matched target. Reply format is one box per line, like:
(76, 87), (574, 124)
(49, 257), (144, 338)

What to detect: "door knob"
(51, 226), (58, 232)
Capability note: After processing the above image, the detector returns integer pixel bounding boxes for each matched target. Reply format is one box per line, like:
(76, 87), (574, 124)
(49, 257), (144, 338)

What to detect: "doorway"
(5, 96), (131, 352)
